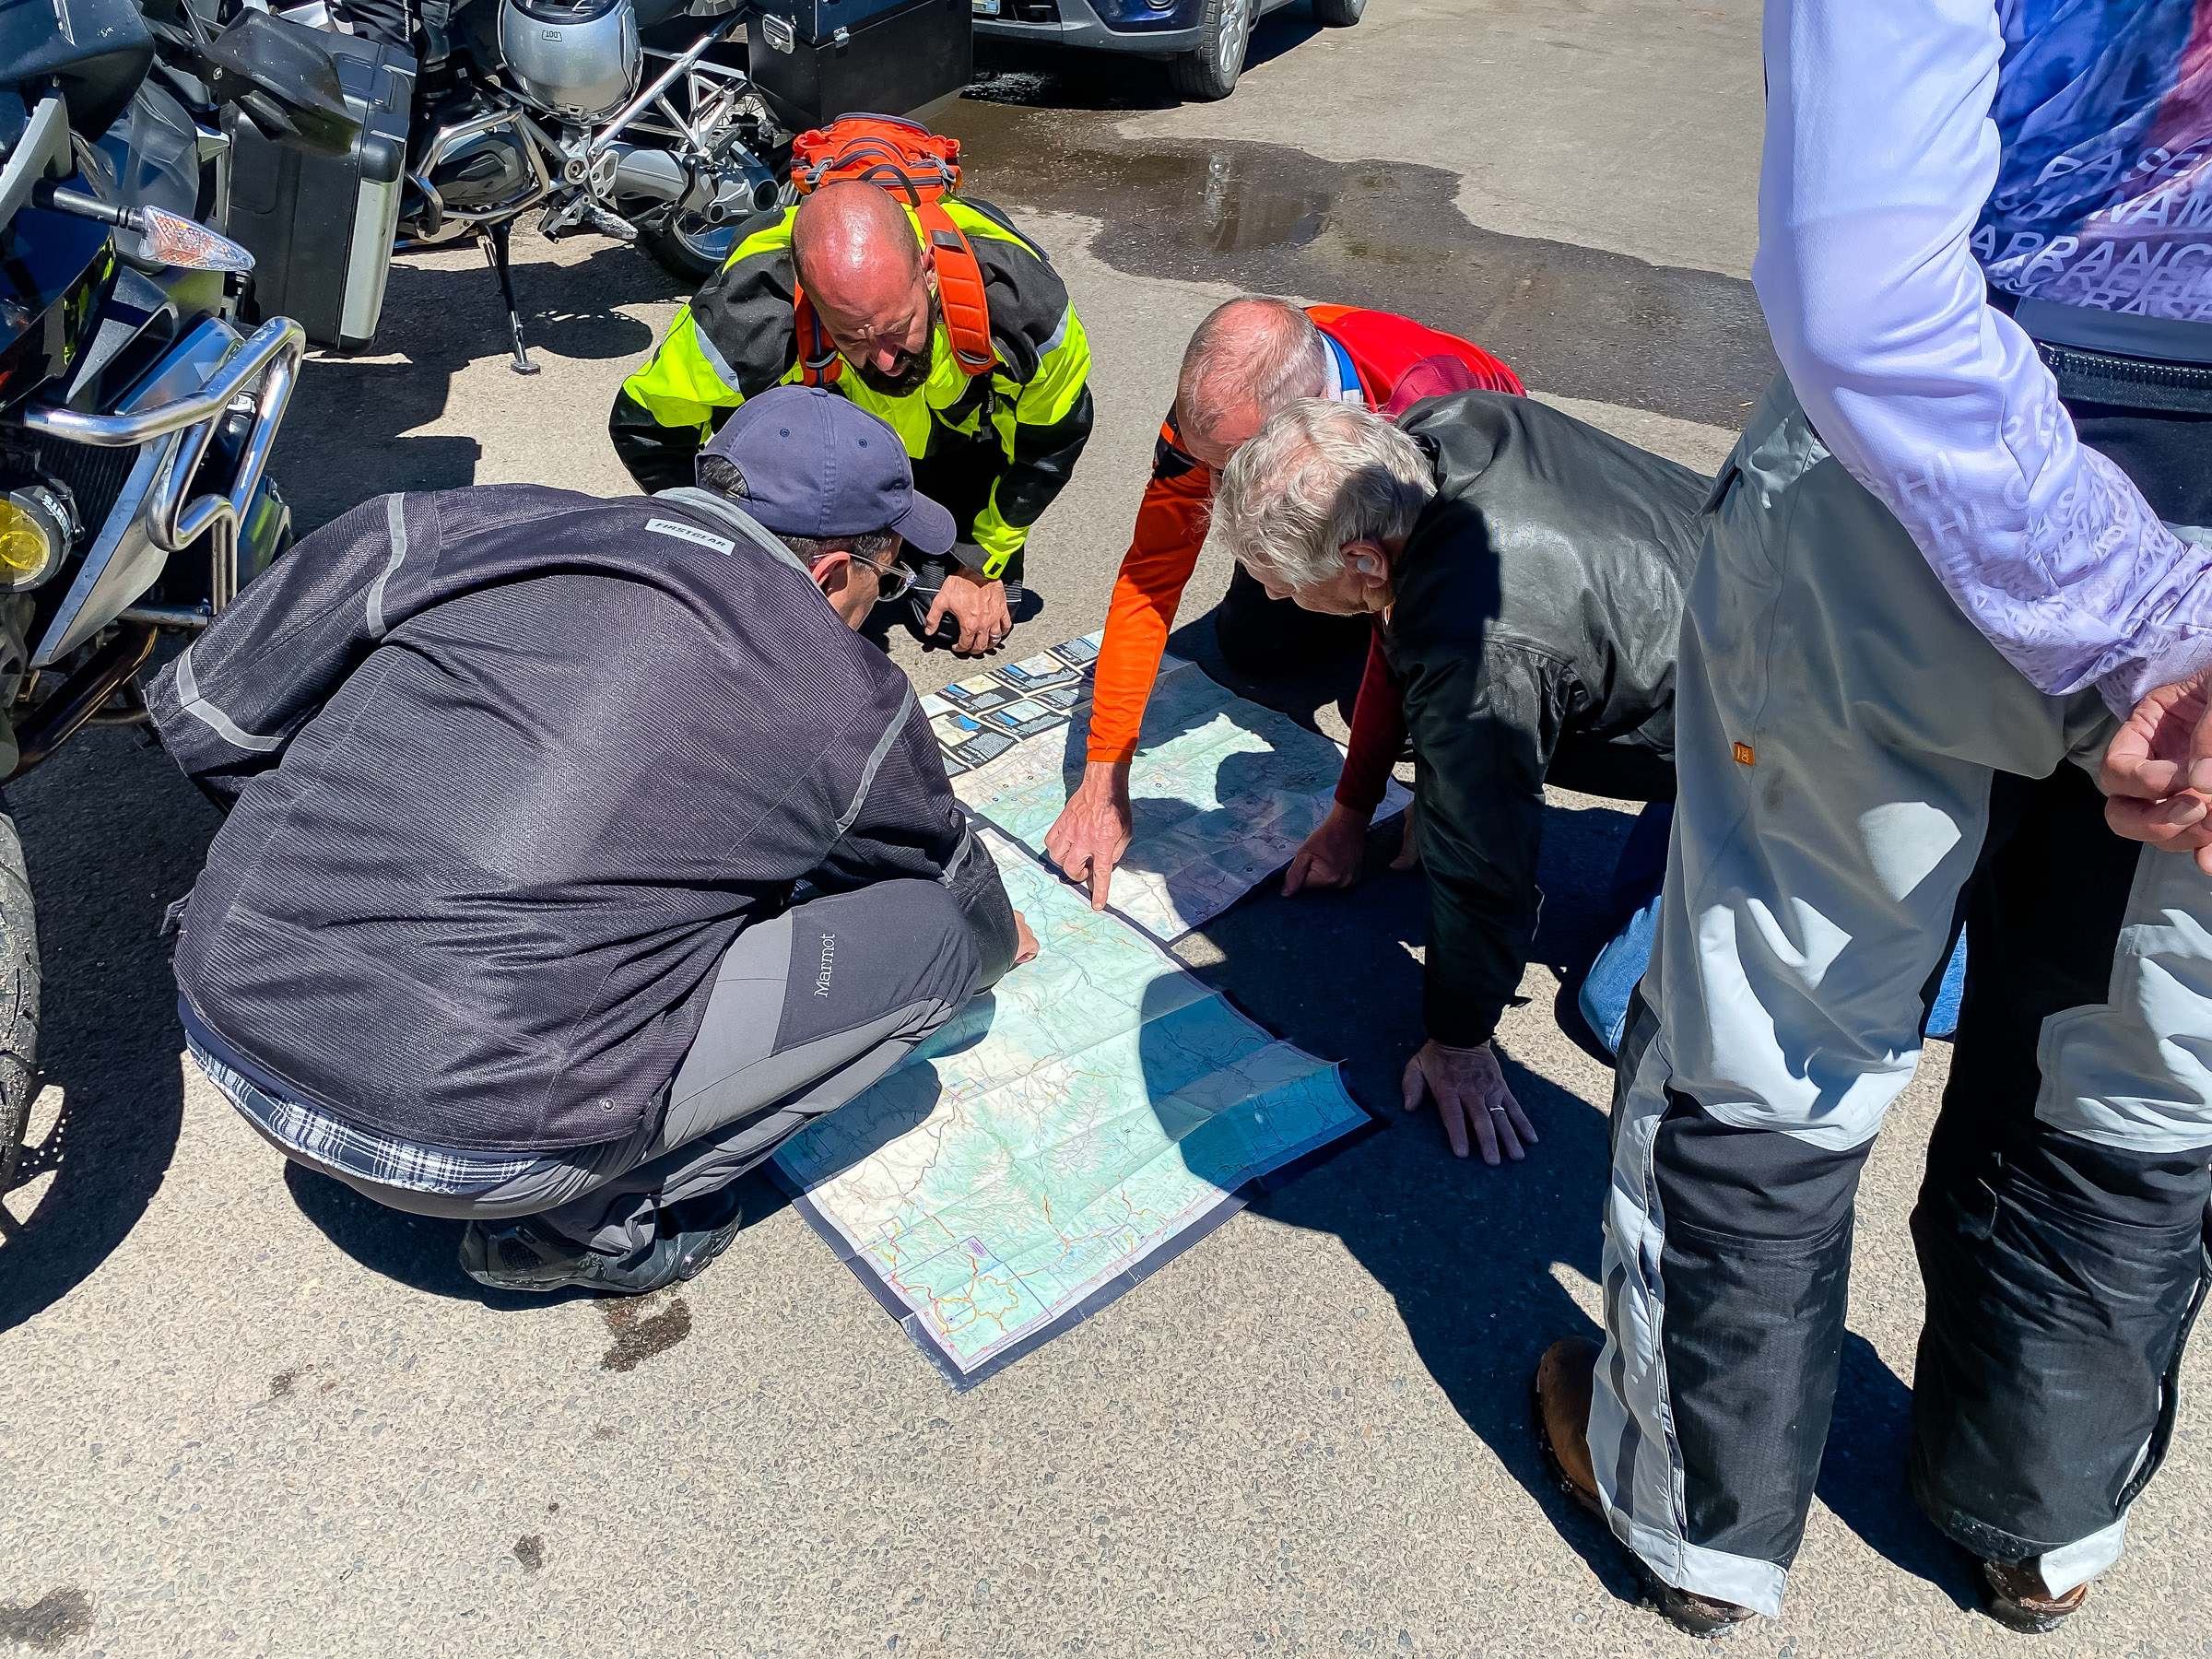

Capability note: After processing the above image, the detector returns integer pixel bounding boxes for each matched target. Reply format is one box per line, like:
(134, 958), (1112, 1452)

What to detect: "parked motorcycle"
(288, 0), (778, 373)
(0, 0), (333, 1191)
(288, 0), (971, 372)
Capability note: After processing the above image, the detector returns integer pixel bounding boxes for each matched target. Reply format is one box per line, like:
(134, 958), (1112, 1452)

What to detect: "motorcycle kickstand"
(480, 220), (540, 377)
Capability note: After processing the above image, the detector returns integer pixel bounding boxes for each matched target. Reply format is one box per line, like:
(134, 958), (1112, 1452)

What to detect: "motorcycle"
(285, 0), (972, 374)
(0, 0), (337, 1191)
(291, 0), (786, 374)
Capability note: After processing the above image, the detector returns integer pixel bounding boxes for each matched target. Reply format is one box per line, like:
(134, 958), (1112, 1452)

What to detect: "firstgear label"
(645, 518), (737, 555)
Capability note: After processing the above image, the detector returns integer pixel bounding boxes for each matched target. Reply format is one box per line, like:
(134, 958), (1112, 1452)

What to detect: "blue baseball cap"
(698, 385), (956, 559)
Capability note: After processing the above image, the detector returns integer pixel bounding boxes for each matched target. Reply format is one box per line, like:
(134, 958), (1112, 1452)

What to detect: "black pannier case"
(746, 0), (971, 134)
(227, 29), (414, 354)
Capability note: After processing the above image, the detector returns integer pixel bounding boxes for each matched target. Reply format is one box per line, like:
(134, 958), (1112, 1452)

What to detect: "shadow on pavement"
(1188, 799), (1645, 1610)
(0, 727), (219, 1333)
(285, 1147), (793, 1309)
(1818, 1332), (1982, 1611)
(273, 237), (678, 532)
(1162, 608), (1369, 736)
(1168, 616), (1983, 1614)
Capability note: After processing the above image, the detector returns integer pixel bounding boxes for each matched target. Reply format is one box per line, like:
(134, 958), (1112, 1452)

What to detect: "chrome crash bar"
(405, 105), (560, 241)
(20, 315), (306, 618)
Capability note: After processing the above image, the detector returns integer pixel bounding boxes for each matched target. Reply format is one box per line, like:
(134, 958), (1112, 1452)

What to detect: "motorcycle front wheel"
(638, 208), (741, 288)
(0, 796), (41, 1197)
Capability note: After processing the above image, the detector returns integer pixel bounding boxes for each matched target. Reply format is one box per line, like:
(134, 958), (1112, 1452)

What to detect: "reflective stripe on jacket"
(610, 198), (1093, 579)
(147, 485), (1018, 1152)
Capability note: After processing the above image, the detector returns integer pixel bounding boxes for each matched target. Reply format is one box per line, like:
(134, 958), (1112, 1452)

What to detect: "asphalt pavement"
(6, 2), (2209, 1654)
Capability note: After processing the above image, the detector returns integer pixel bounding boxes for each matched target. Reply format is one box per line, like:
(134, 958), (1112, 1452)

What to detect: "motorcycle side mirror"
(200, 11), (361, 158)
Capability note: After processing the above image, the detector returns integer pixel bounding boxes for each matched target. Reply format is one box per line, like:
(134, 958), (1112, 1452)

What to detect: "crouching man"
(1211, 394), (1705, 1163)
(151, 386), (1035, 1296)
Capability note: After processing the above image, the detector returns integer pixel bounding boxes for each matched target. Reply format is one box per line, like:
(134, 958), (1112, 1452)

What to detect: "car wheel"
(1312, 0), (1363, 24)
(1169, 0), (1251, 100)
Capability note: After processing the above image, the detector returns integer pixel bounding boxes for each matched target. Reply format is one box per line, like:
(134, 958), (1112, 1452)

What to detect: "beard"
(851, 296), (939, 396)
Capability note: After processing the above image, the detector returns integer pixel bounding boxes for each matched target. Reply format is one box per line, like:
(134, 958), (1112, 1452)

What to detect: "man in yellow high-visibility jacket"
(610, 182), (1093, 656)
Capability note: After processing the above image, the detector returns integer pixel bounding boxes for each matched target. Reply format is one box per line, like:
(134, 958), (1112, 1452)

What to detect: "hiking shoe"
(1980, 1559), (2090, 1635)
(1534, 1337), (1759, 1641)
(665, 1182), (750, 1284)
(458, 1216), (686, 1296)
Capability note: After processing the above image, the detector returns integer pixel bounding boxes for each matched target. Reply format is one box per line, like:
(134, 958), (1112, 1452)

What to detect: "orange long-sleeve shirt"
(1086, 307), (1523, 769)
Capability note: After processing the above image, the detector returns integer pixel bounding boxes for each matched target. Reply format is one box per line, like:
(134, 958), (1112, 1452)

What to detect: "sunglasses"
(851, 551), (916, 603)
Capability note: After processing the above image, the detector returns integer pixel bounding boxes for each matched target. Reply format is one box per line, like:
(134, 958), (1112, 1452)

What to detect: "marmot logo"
(814, 933), (836, 997)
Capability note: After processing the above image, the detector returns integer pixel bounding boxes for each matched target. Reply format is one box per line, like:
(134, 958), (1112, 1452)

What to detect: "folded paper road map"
(772, 829), (1374, 1390)
(922, 634), (1410, 942)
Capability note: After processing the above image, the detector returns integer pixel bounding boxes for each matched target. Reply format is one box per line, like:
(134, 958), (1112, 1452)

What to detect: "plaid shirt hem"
(190, 1040), (553, 1195)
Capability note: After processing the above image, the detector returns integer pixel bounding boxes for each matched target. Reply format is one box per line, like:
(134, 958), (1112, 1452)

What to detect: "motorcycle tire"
(1169, 0), (1252, 100)
(639, 210), (743, 288)
(0, 799), (41, 1198)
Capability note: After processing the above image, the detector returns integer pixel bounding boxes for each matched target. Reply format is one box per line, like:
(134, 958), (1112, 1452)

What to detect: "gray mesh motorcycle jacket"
(148, 482), (1016, 1153)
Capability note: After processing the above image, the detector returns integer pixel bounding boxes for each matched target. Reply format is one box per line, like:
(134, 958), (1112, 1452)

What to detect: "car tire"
(1168, 0), (1251, 100)
(1312, 0), (1363, 24)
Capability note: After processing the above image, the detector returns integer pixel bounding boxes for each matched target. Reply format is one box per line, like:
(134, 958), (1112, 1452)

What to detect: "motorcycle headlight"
(0, 487), (75, 591)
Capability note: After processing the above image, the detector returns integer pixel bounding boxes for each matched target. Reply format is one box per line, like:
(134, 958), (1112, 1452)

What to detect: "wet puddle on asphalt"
(940, 66), (1773, 431)
(600, 1290), (694, 1371)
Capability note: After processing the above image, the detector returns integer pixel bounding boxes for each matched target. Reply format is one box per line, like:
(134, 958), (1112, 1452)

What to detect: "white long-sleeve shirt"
(1755, 0), (2212, 714)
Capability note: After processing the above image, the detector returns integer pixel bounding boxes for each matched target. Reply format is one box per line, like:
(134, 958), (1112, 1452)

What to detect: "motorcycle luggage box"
(228, 30), (415, 353)
(748, 0), (925, 38)
(747, 0), (971, 134)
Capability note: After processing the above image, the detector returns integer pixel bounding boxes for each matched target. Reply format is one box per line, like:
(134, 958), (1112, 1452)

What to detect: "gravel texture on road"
(5, 4), (2206, 1653)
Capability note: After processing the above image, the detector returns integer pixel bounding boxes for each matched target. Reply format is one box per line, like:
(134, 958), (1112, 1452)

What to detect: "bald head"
(789, 182), (935, 393)
(1174, 296), (1330, 469)
(792, 181), (923, 308)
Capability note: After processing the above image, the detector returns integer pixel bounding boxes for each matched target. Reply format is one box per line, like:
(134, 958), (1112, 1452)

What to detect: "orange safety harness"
(787, 114), (997, 387)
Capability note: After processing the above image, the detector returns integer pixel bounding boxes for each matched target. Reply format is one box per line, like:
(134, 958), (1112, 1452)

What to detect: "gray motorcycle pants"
(273, 878), (978, 1256)
(1590, 373), (2212, 1617)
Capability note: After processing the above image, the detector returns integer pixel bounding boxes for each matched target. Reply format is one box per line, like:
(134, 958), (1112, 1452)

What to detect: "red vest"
(1306, 304), (1524, 408)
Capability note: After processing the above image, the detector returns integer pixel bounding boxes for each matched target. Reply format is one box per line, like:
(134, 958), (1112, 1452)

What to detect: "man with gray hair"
(1045, 296), (1519, 911)
(1212, 394), (1706, 1162)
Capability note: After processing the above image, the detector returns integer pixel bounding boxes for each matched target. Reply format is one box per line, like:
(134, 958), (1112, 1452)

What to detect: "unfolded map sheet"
(922, 634), (1412, 942)
(772, 829), (1375, 1390)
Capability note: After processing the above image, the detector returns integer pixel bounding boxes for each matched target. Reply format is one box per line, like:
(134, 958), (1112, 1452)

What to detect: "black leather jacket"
(1382, 392), (1709, 1046)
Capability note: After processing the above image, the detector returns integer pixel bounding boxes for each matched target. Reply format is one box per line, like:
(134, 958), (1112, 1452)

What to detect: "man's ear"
(810, 549), (853, 598)
(1344, 539), (1390, 587)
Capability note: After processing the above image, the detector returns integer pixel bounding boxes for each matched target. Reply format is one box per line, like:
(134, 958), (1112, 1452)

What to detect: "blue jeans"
(1569, 803), (1969, 1061)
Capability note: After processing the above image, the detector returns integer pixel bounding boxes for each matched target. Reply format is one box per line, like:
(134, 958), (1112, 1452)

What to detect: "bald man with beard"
(612, 180), (1094, 657)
